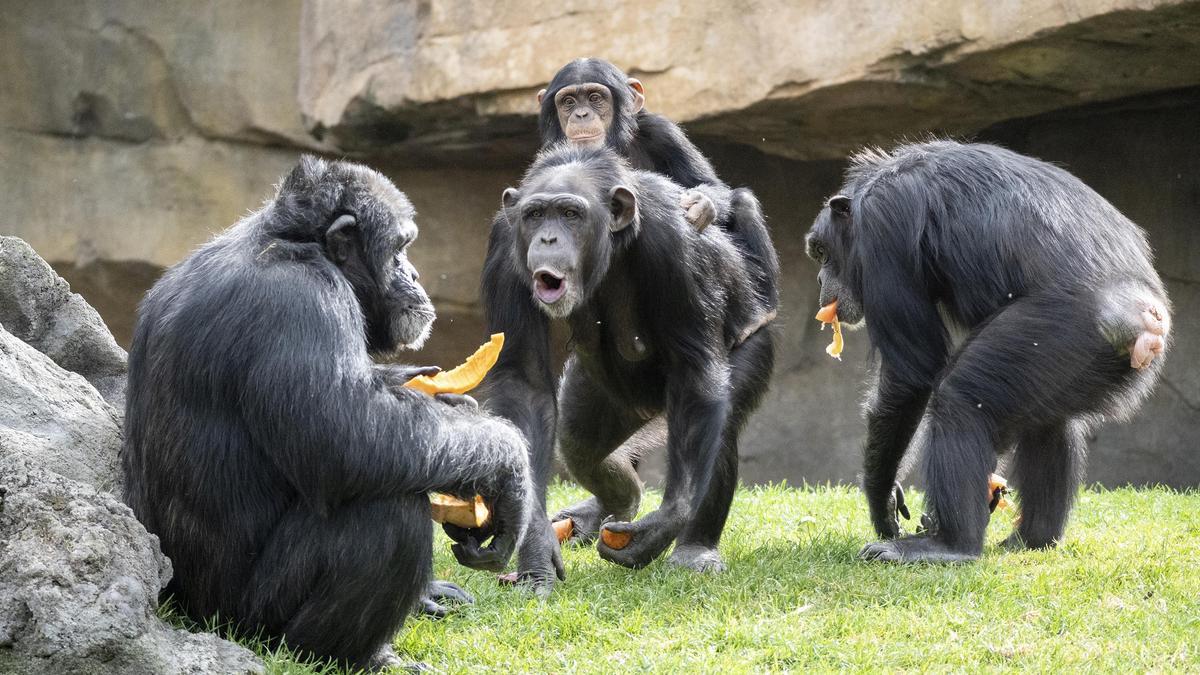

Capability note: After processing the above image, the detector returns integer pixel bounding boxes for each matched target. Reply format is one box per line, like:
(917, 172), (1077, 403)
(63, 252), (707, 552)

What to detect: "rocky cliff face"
(1, 0), (1197, 486)
(298, 0), (1200, 160)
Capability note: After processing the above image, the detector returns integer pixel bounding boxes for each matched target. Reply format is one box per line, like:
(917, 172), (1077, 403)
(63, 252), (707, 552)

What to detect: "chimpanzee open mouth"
(533, 269), (567, 304)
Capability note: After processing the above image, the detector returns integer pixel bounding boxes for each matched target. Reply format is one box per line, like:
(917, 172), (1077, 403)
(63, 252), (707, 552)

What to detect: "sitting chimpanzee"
(804, 140), (1171, 563)
(122, 156), (562, 671)
(464, 144), (776, 573)
(537, 58), (779, 313)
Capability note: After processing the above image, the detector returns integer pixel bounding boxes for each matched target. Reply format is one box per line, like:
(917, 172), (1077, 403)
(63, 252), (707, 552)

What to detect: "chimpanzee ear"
(609, 186), (638, 232)
(324, 214), (358, 264)
(536, 88), (547, 106)
(627, 78), (645, 114)
(828, 194), (852, 218)
(502, 188), (520, 209)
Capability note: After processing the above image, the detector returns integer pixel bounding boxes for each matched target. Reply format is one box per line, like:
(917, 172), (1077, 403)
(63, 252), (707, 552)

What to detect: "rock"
(0, 323), (122, 493)
(0, 0), (320, 149)
(299, 0), (1200, 160)
(0, 454), (263, 675)
(0, 236), (128, 406)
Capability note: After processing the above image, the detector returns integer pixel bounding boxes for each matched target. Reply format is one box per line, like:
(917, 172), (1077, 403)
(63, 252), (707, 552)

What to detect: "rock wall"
(299, 0), (1200, 160)
(1, 0), (1196, 486)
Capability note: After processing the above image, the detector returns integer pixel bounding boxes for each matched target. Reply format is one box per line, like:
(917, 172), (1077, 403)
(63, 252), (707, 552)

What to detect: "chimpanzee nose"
(574, 109), (590, 118)
(540, 234), (557, 245)
(410, 268), (419, 282)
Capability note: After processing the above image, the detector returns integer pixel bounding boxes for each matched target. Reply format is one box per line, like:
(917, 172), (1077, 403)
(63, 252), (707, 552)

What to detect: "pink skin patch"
(533, 269), (567, 304)
(1130, 305), (1169, 370)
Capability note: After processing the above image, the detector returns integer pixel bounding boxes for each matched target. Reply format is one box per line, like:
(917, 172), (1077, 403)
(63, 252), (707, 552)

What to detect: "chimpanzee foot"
(668, 545), (726, 573)
(553, 496), (632, 545)
(414, 579), (474, 618)
(362, 645), (428, 673)
(1130, 305), (1169, 369)
(1001, 530), (1058, 551)
(597, 515), (679, 569)
(858, 535), (979, 564)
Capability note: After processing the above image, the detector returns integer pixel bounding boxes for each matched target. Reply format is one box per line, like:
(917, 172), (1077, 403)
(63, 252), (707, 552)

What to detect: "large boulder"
(0, 455), (263, 675)
(0, 237), (128, 406)
(0, 324), (122, 493)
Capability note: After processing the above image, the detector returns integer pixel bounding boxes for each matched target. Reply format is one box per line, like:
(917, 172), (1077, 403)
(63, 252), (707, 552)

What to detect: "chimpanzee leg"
(599, 361), (731, 569)
(860, 293), (1120, 563)
(238, 496), (431, 670)
(554, 357), (646, 544)
(670, 329), (774, 572)
(1003, 420), (1087, 550)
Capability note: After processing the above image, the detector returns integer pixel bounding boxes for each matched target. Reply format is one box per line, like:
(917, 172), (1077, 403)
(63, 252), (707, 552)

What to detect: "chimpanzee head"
(805, 194), (865, 327)
(274, 156), (435, 354)
(501, 145), (638, 319)
(537, 58), (645, 154)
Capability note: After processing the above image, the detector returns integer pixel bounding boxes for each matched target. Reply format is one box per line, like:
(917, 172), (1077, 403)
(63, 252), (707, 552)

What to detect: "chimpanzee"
(468, 144), (776, 573)
(122, 156), (562, 670)
(804, 140), (1171, 563)
(537, 58), (779, 312)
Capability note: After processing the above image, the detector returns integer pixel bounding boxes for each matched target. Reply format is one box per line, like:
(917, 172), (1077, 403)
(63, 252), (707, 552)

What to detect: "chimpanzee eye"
(561, 97), (575, 108)
(563, 209), (578, 219)
(530, 209), (544, 219)
(588, 93), (602, 104)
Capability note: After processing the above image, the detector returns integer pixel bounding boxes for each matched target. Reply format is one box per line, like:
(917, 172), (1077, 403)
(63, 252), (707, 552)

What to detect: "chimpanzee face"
(502, 165), (637, 319)
(537, 71), (645, 149)
(805, 195), (865, 328)
(553, 84), (614, 148)
(325, 165), (435, 354)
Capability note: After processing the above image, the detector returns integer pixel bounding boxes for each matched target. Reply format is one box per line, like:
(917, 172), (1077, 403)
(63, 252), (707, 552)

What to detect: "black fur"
(122, 156), (548, 668)
(473, 145), (777, 572)
(539, 58), (779, 311)
(805, 140), (1171, 563)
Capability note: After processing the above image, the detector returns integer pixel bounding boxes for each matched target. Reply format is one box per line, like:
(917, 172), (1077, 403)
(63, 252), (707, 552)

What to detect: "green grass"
(174, 482), (1200, 673)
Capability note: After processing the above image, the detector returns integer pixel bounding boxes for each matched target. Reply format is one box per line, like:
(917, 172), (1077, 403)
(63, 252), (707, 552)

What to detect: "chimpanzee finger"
(442, 521), (495, 544)
(450, 540), (507, 572)
(552, 543), (566, 581)
(894, 482), (911, 520)
(434, 393), (478, 408)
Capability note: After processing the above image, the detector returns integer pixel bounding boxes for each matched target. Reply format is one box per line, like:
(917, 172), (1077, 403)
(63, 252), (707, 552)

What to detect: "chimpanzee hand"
(514, 517), (565, 595)
(680, 189), (716, 231)
(870, 482), (909, 540)
(443, 520), (511, 572)
(375, 364), (440, 390)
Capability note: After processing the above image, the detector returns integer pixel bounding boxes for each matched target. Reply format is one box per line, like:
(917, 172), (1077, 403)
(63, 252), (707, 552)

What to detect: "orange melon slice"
(429, 493), (490, 528)
(404, 333), (504, 395)
(815, 301), (843, 360)
(552, 518), (574, 544)
(600, 526), (632, 550)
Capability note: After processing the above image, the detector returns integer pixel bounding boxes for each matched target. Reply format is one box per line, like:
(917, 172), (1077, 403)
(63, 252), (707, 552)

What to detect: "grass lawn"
(201, 482), (1200, 673)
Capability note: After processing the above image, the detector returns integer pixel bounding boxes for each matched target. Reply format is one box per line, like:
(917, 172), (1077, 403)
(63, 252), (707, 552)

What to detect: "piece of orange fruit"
(404, 333), (504, 395)
(815, 301), (843, 360)
(600, 526), (632, 550)
(988, 473), (1010, 511)
(552, 518), (574, 544)
(429, 493), (490, 528)
(815, 300), (838, 324)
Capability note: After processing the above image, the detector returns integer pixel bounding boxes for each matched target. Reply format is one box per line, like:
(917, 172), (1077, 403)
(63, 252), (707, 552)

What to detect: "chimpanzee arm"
(236, 263), (534, 526)
(476, 215), (558, 506)
(862, 368), (931, 538)
(636, 113), (733, 224)
(858, 227), (950, 538)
